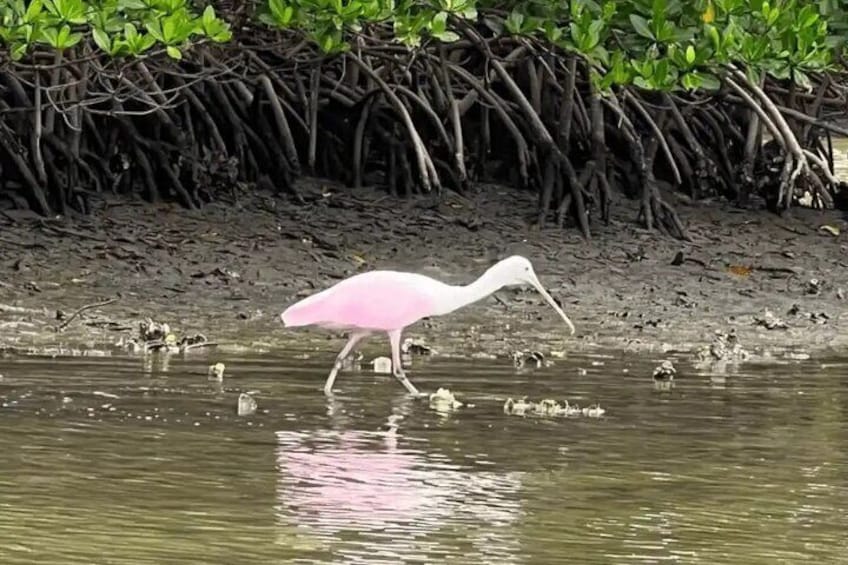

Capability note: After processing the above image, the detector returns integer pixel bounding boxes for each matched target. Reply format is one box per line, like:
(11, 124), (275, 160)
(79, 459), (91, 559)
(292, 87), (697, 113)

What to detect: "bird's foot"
(393, 369), (422, 397)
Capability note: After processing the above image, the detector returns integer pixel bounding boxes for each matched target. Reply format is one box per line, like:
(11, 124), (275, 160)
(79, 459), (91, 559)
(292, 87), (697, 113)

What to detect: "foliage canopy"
(0, 0), (843, 95)
(257, 0), (843, 92)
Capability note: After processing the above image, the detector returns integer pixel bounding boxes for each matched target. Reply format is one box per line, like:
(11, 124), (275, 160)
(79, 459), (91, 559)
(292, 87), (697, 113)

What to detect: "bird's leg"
(388, 329), (422, 396)
(324, 332), (368, 396)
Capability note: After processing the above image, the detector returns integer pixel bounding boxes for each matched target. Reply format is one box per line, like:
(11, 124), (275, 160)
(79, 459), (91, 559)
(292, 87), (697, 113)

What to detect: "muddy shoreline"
(1, 179), (846, 366)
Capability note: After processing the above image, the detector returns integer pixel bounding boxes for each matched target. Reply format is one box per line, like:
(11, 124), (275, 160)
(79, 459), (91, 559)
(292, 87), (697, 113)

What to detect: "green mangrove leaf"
(630, 14), (654, 40)
(680, 71), (702, 90)
(92, 27), (111, 51)
(144, 18), (165, 42)
(432, 29), (460, 42)
(124, 21), (138, 42)
(24, 0), (44, 22)
(431, 10), (448, 34)
(633, 75), (653, 89)
(504, 10), (524, 34)
(118, 0), (148, 9)
(11, 42), (29, 60)
(39, 26), (59, 46)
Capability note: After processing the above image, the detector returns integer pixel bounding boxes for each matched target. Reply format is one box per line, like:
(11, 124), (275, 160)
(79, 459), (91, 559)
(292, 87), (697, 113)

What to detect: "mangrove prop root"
(259, 74), (301, 174)
(623, 91), (681, 186)
(348, 53), (440, 192)
(0, 34), (842, 239)
(353, 96), (375, 188)
(728, 68), (827, 209)
(589, 87), (611, 223)
(308, 62), (321, 172)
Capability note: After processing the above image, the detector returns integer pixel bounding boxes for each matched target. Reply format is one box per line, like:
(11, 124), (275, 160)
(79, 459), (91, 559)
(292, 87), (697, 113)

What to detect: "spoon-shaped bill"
(527, 274), (575, 335)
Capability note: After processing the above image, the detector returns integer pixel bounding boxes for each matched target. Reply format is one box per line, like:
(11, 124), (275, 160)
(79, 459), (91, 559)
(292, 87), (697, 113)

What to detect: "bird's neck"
(436, 268), (505, 316)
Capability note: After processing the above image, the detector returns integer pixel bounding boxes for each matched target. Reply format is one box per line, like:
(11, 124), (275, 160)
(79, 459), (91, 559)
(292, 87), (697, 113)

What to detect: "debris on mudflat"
(807, 311), (830, 324)
(818, 224), (840, 237)
(674, 292), (696, 308)
(695, 329), (750, 364)
(237, 393), (257, 416)
(208, 362), (226, 381)
(504, 397), (532, 416)
(179, 333), (216, 352)
(805, 278), (823, 295)
(512, 350), (546, 369)
(139, 318), (170, 341)
(503, 397), (605, 419)
(754, 309), (788, 330)
(118, 319), (217, 355)
(371, 356), (392, 374)
(145, 333), (180, 354)
(402, 338), (437, 356)
(428, 388), (463, 412)
(652, 360), (676, 381)
(787, 304), (831, 325)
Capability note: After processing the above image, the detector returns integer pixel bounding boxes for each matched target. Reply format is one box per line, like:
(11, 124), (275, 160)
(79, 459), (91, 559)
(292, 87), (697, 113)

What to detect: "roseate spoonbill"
(280, 255), (575, 396)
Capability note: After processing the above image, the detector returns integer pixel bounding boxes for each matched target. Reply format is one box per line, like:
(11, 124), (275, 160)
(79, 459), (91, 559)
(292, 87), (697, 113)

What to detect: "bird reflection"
(274, 409), (525, 563)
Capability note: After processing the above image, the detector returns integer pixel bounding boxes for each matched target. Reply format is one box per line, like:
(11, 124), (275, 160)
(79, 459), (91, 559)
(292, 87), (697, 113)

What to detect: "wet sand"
(1, 179), (846, 362)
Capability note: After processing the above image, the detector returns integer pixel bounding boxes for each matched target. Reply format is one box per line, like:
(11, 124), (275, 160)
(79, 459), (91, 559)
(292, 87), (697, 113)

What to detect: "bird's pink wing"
(282, 273), (436, 331)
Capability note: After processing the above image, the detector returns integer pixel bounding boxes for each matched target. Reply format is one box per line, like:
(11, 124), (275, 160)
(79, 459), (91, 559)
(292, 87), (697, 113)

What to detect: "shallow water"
(1, 350), (846, 564)
(832, 136), (848, 182)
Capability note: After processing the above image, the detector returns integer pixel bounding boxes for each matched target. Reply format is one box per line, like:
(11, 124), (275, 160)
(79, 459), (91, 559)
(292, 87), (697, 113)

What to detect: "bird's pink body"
(279, 256), (575, 396)
(281, 271), (447, 331)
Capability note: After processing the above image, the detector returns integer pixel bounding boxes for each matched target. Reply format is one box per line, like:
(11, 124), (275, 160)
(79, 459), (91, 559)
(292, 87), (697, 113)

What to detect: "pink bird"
(280, 255), (575, 396)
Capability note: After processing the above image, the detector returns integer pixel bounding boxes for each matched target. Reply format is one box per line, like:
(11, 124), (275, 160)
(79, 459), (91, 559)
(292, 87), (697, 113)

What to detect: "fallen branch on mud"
(55, 297), (119, 331)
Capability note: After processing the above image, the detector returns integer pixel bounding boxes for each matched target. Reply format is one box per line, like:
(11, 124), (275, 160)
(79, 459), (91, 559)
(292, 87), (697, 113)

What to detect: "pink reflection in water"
(274, 429), (523, 561)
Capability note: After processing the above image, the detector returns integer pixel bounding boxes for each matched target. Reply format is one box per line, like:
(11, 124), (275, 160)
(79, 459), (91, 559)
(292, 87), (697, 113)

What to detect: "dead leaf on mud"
(818, 224), (840, 237)
(727, 265), (753, 277)
(350, 253), (367, 266)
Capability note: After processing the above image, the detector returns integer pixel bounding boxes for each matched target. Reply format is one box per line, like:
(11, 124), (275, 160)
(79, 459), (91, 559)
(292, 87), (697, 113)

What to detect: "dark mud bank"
(1, 181), (846, 365)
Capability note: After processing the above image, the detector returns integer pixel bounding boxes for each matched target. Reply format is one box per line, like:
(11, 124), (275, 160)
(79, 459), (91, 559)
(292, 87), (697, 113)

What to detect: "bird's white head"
(490, 255), (576, 335)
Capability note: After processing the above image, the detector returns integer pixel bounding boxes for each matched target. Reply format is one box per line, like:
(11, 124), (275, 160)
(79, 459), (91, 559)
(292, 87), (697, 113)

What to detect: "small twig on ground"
(55, 297), (119, 331)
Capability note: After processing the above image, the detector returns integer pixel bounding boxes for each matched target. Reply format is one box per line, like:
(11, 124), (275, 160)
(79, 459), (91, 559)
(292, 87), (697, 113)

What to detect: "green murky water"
(1, 350), (847, 564)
